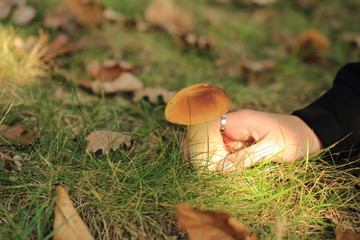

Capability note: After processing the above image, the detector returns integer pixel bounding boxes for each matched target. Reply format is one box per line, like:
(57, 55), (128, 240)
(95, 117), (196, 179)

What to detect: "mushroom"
(165, 83), (231, 171)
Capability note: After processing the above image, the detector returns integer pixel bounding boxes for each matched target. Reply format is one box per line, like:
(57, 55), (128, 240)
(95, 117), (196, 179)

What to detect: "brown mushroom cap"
(165, 83), (231, 125)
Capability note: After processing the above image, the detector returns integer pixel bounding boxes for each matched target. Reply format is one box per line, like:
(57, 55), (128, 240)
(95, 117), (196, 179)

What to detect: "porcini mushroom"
(165, 83), (231, 170)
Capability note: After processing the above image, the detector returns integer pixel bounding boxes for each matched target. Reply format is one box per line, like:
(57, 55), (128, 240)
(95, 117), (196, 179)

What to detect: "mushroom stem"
(187, 120), (227, 170)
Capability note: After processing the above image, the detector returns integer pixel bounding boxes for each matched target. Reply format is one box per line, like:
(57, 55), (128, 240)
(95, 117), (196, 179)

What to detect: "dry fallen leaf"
(86, 60), (134, 82)
(12, 0), (36, 25)
(326, 210), (360, 240)
(342, 33), (360, 48)
(134, 87), (175, 104)
(0, 124), (35, 145)
(103, 8), (124, 23)
(44, 5), (75, 30)
(175, 203), (257, 240)
(335, 221), (360, 240)
(0, 0), (15, 19)
(240, 59), (276, 87)
(145, 0), (195, 36)
(86, 130), (132, 154)
(65, 0), (105, 27)
(43, 35), (87, 62)
(182, 33), (215, 49)
(80, 72), (144, 94)
(297, 29), (329, 63)
(54, 186), (94, 240)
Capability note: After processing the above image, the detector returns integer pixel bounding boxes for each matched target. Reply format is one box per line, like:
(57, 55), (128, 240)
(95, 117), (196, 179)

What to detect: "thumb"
(217, 140), (283, 171)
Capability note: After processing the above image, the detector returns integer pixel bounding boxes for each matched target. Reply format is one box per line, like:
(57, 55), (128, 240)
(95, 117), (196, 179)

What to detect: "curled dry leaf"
(145, 0), (195, 36)
(0, 124), (35, 146)
(86, 60), (134, 81)
(175, 203), (257, 240)
(54, 186), (94, 240)
(12, 0), (36, 25)
(297, 29), (329, 63)
(80, 60), (143, 94)
(65, 0), (105, 27)
(80, 72), (144, 94)
(86, 130), (132, 155)
(134, 87), (175, 104)
(42, 34), (87, 62)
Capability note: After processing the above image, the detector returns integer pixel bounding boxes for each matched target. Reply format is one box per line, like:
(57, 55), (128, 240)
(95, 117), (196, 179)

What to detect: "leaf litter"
(78, 59), (174, 103)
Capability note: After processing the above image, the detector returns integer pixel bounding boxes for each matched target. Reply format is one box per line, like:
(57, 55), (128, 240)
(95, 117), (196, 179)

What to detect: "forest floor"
(0, 0), (359, 239)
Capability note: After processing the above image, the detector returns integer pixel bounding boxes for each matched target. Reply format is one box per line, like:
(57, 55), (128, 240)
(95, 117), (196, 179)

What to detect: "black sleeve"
(292, 62), (360, 158)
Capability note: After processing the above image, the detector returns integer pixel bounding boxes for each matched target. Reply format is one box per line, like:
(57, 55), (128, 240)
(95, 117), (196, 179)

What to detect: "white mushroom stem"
(187, 120), (228, 171)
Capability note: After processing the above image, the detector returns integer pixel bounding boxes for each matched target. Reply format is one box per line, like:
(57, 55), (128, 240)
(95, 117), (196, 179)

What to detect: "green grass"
(1, 0), (360, 239)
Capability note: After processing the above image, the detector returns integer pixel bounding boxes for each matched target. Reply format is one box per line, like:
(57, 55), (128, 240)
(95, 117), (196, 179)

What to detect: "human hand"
(217, 109), (323, 170)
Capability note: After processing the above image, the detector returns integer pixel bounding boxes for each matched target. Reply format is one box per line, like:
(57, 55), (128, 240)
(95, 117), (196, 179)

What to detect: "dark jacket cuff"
(292, 62), (360, 158)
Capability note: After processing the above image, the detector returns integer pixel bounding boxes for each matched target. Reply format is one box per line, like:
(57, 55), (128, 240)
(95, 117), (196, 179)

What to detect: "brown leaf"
(86, 60), (134, 82)
(182, 33), (215, 49)
(335, 221), (360, 240)
(0, 0), (15, 19)
(43, 35), (87, 62)
(175, 203), (257, 240)
(0, 124), (35, 145)
(103, 8), (125, 23)
(86, 130), (132, 155)
(134, 87), (175, 104)
(54, 186), (94, 240)
(145, 0), (195, 36)
(240, 59), (276, 87)
(297, 29), (329, 63)
(65, 0), (105, 27)
(44, 5), (75, 30)
(80, 72), (144, 94)
(342, 33), (360, 48)
(12, 0), (36, 25)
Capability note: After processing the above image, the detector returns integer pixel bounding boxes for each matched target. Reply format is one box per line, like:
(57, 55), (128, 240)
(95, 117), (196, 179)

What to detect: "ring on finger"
(220, 114), (227, 133)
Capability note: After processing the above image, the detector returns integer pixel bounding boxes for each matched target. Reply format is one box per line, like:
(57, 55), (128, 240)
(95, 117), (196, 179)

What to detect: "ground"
(0, 0), (359, 239)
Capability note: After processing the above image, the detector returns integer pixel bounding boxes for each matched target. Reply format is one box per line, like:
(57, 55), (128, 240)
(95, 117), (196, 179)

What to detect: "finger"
(216, 110), (258, 142)
(217, 141), (283, 171)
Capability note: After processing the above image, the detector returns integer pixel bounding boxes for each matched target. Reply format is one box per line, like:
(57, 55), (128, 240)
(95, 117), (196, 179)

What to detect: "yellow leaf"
(53, 186), (94, 240)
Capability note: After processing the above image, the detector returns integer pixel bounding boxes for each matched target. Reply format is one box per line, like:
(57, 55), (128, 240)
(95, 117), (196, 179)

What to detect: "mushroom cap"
(165, 83), (231, 125)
